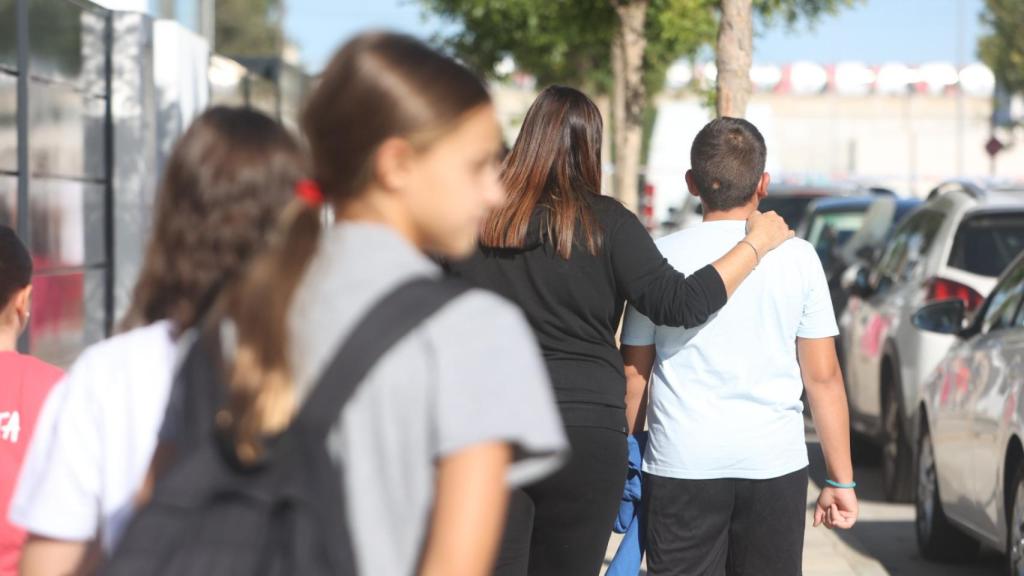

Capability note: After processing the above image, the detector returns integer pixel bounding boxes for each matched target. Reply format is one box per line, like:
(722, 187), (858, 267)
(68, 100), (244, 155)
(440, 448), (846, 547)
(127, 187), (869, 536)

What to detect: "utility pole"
(955, 0), (965, 177)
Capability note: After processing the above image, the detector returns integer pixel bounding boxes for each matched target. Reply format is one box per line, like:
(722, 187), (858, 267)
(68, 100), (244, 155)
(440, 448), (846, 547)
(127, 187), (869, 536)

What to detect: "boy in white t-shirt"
(621, 117), (858, 576)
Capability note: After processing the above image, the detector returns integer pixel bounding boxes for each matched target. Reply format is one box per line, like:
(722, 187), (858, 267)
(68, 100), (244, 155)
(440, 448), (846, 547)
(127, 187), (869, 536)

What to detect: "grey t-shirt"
(284, 222), (566, 575)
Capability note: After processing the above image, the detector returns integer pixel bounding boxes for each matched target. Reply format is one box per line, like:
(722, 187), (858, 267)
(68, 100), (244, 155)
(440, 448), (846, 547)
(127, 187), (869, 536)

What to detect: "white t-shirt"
(621, 220), (838, 480)
(9, 321), (178, 552)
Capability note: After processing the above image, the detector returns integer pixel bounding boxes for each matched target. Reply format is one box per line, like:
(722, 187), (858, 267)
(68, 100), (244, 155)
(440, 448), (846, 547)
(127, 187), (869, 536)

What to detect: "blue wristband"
(826, 479), (856, 489)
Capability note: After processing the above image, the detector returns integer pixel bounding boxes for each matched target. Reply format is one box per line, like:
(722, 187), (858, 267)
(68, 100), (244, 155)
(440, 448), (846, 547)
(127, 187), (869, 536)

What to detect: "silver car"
(913, 252), (1024, 573)
(840, 181), (1024, 501)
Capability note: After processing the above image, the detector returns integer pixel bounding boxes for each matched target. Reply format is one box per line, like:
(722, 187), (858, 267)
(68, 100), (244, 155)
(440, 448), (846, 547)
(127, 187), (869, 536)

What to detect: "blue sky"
(284, 0), (987, 74)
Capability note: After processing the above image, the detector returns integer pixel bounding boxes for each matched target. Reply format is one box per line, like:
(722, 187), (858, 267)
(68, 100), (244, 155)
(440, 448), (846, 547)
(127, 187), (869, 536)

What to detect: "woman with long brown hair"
(10, 107), (304, 575)
(154, 33), (567, 576)
(449, 86), (793, 575)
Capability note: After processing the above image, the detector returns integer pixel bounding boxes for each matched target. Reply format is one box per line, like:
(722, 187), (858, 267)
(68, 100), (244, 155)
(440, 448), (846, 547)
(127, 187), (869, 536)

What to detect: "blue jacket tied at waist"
(607, 432), (647, 576)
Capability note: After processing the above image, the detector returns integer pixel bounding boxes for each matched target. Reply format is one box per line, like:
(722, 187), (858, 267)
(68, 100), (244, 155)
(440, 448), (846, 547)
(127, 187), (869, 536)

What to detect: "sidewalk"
(800, 483), (888, 576)
(602, 490), (888, 576)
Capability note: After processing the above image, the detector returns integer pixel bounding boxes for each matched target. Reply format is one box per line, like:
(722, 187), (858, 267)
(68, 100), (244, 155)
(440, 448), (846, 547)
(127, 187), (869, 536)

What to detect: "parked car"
(839, 180), (1024, 501)
(807, 196), (922, 320)
(912, 252), (1024, 573)
(670, 184), (853, 232)
(799, 195), (921, 276)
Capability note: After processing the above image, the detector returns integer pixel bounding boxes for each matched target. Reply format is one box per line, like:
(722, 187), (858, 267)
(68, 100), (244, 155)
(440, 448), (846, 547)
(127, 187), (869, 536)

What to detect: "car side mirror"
(912, 299), (966, 335)
(842, 264), (873, 297)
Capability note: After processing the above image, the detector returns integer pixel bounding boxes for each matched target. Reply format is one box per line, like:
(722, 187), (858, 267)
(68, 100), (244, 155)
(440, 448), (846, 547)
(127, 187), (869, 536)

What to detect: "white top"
(9, 321), (179, 552)
(10, 223), (568, 574)
(622, 220), (838, 480)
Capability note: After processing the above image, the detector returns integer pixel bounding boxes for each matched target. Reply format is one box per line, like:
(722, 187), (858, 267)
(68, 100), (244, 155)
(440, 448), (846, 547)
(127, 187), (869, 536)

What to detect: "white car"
(840, 180), (1024, 501)
(913, 252), (1024, 574)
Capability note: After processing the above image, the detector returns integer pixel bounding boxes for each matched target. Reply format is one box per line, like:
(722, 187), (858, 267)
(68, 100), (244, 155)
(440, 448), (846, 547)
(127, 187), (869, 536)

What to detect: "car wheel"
(915, 425), (979, 561)
(882, 382), (913, 502)
(1008, 460), (1024, 576)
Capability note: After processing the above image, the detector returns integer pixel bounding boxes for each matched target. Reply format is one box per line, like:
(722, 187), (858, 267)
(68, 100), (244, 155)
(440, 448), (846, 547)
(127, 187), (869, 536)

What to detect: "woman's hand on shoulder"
(744, 210), (794, 255)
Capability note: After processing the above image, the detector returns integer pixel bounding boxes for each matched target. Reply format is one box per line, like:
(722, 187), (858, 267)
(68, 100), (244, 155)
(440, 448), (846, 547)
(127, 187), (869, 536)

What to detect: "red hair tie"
(295, 179), (324, 207)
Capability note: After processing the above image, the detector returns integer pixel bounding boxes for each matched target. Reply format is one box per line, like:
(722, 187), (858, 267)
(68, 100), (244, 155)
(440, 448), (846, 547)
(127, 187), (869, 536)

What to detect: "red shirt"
(0, 352), (62, 575)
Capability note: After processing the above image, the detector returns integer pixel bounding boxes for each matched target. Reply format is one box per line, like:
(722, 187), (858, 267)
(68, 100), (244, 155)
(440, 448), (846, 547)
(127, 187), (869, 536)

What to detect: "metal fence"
(1, 0), (113, 366)
(2, 0), (310, 367)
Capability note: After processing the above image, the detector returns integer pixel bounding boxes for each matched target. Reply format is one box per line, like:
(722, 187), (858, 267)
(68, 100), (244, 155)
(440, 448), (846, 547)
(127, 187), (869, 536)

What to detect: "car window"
(807, 211), (866, 250)
(947, 213), (1024, 277)
(893, 202), (921, 223)
(874, 218), (914, 288)
(806, 211), (866, 268)
(758, 196), (819, 230)
(875, 209), (944, 287)
(984, 258), (1024, 333)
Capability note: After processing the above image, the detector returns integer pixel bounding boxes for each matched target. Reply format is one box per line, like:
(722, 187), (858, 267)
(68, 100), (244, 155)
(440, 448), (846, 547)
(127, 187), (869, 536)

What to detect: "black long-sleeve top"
(448, 195), (727, 432)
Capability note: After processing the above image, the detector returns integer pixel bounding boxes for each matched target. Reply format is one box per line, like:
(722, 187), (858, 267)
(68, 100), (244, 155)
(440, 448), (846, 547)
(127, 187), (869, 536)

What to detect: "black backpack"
(102, 278), (469, 576)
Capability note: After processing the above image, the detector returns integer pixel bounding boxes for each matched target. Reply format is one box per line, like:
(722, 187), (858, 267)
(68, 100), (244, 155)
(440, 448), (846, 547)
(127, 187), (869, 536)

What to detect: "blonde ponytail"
(225, 200), (322, 462)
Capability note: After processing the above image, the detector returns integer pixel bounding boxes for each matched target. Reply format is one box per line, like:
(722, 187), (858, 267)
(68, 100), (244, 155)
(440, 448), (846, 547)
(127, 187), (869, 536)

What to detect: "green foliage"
(420, 0), (859, 96)
(421, 0), (717, 94)
(753, 0), (862, 28)
(420, 0), (617, 92)
(215, 0), (284, 57)
(644, 0), (717, 95)
(979, 0), (1024, 95)
(0, 0), (85, 77)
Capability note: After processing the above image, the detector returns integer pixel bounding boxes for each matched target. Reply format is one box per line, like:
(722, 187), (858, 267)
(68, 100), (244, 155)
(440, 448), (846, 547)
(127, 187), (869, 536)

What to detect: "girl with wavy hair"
(11, 107), (305, 575)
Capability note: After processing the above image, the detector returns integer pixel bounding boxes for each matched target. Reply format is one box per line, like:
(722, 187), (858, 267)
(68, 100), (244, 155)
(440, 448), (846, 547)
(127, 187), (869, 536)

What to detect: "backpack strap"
(296, 277), (471, 438)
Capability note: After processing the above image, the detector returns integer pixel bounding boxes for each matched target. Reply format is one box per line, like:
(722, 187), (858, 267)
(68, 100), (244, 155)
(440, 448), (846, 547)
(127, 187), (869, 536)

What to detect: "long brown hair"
(225, 32), (491, 461)
(120, 106), (303, 336)
(480, 85), (603, 259)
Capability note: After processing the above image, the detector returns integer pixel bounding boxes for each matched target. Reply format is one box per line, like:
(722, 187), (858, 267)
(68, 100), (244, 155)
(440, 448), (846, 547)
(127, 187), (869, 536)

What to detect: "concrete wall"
(645, 92), (1024, 224)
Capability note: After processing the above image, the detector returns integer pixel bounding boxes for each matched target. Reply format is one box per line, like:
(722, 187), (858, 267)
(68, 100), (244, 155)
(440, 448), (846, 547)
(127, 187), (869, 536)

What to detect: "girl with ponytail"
(219, 32), (567, 575)
(12, 107), (304, 575)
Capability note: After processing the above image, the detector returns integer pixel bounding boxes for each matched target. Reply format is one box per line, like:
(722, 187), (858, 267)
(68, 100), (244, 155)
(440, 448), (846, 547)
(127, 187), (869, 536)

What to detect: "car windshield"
(758, 196), (822, 230)
(807, 210), (868, 254)
(947, 213), (1024, 277)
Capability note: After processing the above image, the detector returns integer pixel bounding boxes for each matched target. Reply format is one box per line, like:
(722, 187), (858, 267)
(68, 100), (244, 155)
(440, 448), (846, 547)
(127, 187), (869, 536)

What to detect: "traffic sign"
(986, 136), (1004, 157)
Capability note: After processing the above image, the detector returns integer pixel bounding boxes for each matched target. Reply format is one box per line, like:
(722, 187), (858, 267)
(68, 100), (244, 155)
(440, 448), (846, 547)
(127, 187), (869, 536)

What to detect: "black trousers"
(493, 426), (628, 576)
(643, 467), (809, 576)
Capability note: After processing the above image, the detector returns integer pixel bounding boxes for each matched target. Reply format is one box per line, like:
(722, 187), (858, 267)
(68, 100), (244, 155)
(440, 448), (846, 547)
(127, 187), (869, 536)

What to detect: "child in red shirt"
(0, 225), (62, 575)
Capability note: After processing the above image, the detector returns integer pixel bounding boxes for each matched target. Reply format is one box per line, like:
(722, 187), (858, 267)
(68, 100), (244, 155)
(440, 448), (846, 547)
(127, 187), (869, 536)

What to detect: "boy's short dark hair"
(0, 225), (31, 311)
(690, 117), (767, 212)
(0, 225), (32, 309)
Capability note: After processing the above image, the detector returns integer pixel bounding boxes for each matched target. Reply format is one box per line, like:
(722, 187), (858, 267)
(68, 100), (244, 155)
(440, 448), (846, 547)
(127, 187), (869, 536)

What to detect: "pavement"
(600, 421), (1006, 575)
(601, 477), (887, 576)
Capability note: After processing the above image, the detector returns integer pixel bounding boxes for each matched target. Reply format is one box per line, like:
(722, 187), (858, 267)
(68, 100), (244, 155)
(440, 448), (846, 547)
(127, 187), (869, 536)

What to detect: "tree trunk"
(716, 0), (753, 118)
(594, 93), (614, 196)
(611, 30), (626, 199)
(610, 0), (647, 214)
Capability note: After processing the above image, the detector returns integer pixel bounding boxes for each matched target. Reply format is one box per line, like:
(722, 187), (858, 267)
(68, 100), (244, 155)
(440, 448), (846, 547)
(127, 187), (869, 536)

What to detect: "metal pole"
(905, 91), (916, 196)
(15, 0), (30, 353)
(103, 9), (115, 336)
(955, 0), (965, 177)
